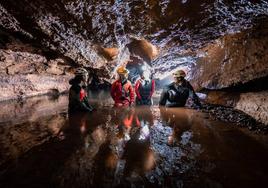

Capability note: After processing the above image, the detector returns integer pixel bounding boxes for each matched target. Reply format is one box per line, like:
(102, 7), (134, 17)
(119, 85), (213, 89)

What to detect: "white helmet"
(75, 67), (88, 76)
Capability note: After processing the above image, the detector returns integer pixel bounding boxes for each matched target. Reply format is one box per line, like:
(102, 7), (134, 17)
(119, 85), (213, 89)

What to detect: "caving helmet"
(173, 70), (186, 78)
(75, 67), (88, 76)
(117, 66), (129, 75)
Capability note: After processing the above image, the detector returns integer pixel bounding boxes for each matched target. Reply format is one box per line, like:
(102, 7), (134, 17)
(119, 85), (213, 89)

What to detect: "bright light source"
(141, 65), (147, 71)
(139, 124), (150, 140)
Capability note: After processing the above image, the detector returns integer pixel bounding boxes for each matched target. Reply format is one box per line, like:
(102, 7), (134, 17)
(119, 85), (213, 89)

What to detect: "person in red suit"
(111, 66), (135, 107)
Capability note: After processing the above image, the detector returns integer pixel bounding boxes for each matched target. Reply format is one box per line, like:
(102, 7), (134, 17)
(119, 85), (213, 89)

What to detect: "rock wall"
(191, 21), (268, 125)
(0, 30), (72, 101)
(191, 20), (268, 90)
(1, 0), (267, 76)
(235, 91), (268, 125)
(202, 90), (268, 126)
(0, 74), (70, 101)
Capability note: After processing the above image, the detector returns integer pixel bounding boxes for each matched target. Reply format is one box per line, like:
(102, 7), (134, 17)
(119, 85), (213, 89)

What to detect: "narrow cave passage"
(0, 1), (268, 188)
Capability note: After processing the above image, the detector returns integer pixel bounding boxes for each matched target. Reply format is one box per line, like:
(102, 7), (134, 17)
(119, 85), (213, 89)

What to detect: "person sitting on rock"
(159, 70), (201, 108)
(111, 66), (135, 107)
(135, 69), (155, 105)
(68, 67), (94, 113)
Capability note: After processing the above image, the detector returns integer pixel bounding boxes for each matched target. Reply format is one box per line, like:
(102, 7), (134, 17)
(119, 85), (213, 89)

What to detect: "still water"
(0, 94), (267, 188)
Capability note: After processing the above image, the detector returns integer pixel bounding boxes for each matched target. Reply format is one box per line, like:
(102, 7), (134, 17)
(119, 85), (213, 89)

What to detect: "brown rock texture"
(190, 21), (268, 125)
(203, 91), (240, 107)
(0, 0), (267, 125)
(190, 21), (268, 90)
(0, 31), (72, 101)
(0, 74), (70, 101)
(235, 91), (268, 126)
(1, 0), (267, 75)
(202, 90), (268, 125)
(127, 38), (159, 64)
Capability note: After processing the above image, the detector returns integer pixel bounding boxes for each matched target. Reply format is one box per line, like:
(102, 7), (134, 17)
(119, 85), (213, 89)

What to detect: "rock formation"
(190, 19), (268, 125)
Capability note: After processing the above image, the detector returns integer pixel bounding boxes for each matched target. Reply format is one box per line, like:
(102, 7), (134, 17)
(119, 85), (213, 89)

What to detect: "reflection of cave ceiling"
(0, 0), (268, 76)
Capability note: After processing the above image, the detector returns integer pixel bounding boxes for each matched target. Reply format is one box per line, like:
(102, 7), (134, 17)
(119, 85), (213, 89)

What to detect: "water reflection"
(0, 95), (268, 188)
(121, 107), (155, 179)
(160, 107), (193, 145)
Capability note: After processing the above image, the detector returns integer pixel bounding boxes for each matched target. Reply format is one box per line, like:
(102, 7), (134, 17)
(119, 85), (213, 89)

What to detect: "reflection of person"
(63, 112), (90, 137)
(159, 70), (201, 108)
(92, 140), (119, 186)
(58, 113), (110, 187)
(111, 66), (135, 107)
(118, 107), (154, 142)
(68, 68), (94, 113)
(135, 69), (155, 106)
(159, 107), (193, 145)
(120, 107), (155, 177)
(134, 107), (154, 128)
(122, 138), (155, 177)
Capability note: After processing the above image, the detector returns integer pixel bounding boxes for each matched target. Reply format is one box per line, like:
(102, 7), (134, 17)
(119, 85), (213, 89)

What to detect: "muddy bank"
(236, 91), (268, 126)
(201, 104), (268, 134)
(199, 90), (268, 128)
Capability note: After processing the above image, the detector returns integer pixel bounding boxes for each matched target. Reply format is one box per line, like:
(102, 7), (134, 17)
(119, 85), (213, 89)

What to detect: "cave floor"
(0, 94), (267, 188)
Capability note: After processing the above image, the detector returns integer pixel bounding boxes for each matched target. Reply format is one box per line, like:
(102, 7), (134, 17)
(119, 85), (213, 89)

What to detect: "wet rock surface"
(0, 5), (267, 188)
(199, 90), (268, 126)
(0, 95), (268, 188)
(1, 0), (268, 74)
(0, 30), (73, 101)
(235, 91), (268, 126)
(190, 19), (268, 90)
(189, 20), (268, 126)
(201, 103), (268, 134)
(0, 74), (70, 101)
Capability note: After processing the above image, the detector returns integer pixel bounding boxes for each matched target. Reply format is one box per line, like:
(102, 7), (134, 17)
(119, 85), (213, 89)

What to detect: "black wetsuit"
(159, 80), (201, 107)
(68, 78), (94, 113)
(135, 79), (155, 106)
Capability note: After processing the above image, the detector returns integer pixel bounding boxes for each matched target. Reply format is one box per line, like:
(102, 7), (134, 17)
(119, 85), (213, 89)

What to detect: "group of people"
(68, 66), (201, 112)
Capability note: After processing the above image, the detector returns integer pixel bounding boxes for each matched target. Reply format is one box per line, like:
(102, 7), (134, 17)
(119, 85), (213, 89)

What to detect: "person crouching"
(159, 69), (201, 108)
(68, 67), (94, 113)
